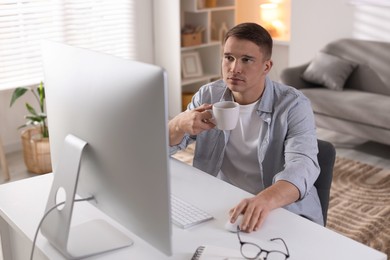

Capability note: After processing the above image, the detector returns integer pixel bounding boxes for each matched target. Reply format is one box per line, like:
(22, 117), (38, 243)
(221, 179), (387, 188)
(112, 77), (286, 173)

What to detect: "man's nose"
(231, 60), (241, 73)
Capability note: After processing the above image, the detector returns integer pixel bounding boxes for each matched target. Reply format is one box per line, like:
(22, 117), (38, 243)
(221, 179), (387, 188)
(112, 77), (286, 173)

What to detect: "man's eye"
(224, 56), (234, 61)
(242, 58), (252, 63)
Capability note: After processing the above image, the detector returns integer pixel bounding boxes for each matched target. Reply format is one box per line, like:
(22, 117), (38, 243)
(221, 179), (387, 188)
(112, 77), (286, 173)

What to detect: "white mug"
(211, 101), (240, 130)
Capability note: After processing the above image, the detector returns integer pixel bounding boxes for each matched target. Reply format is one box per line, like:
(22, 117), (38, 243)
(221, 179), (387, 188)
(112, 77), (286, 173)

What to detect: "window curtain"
(0, 0), (136, 90)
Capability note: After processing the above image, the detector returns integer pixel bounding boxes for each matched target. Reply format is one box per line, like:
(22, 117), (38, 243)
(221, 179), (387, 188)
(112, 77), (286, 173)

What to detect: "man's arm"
(168, 104), (214, 146)
(229, 180), (299, 232)
(228, 93), (318, 233)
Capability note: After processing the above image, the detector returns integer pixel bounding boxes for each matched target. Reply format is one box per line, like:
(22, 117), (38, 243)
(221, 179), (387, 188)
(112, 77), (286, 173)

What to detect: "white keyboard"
(171, 194), (214, 229)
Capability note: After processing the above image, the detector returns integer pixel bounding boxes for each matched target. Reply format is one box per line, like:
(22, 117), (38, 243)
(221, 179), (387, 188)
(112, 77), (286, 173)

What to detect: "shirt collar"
(257, 76), (274, 114)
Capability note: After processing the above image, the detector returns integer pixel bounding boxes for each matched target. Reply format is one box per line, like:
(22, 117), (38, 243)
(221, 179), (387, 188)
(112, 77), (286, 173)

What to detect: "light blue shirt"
(170, 77), (324, 225)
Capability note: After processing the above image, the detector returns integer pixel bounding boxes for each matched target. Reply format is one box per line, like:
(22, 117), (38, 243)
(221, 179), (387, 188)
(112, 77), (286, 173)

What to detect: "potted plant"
(10, 81), (52, 174)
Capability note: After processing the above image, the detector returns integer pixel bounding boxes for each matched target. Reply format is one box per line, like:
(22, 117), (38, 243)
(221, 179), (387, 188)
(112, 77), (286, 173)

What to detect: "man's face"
(222, 36), (272, 104)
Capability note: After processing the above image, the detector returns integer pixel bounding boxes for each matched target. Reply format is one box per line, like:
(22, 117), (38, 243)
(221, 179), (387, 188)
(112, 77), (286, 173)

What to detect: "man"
(169, 23), (323, 232)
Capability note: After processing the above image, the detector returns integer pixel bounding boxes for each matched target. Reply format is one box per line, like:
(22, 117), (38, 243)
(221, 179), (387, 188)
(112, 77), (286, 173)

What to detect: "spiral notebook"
(191, 245), (245, 260)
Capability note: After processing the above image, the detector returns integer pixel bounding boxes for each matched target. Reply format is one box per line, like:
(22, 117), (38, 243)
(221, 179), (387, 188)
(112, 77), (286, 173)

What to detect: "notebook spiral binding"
(191, 245), (205, 260)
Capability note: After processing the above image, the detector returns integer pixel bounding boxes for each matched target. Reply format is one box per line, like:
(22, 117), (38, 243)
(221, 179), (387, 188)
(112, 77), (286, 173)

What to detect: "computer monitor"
(41, 41), (172, 258)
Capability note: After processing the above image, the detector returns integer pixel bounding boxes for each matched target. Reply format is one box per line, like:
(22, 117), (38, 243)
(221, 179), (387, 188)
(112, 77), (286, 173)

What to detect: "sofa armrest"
(280, 63), (321, 89)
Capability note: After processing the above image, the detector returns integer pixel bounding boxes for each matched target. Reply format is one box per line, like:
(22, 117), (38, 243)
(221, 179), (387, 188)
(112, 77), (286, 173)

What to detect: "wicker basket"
(205, 0), (217, 8)
(21, 127), (52, 174)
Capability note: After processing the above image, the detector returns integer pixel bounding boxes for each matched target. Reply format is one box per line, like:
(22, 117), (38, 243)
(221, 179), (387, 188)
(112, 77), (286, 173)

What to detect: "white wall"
(236, 0), (261, 23)
(153, 0), (181, 118)
(133, 0), (155, 64)
(235, 0), (291, 82)
(351, 4), (390, 41)
(0, 89), (34, 153)
(289, 0), (390, 66)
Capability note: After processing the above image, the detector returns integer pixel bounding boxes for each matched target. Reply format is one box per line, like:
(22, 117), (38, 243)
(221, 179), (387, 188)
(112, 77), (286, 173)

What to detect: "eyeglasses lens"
(241, 243), (286, 260)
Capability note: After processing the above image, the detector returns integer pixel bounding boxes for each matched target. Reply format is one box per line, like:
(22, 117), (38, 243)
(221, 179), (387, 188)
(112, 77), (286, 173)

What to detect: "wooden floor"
(316, 128), (390, 170)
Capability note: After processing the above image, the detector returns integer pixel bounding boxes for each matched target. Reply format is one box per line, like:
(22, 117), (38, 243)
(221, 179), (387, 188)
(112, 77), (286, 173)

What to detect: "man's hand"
(229, 194), (272, 233)
(168, 104), (215, 146)
(228, 180), (300, 233)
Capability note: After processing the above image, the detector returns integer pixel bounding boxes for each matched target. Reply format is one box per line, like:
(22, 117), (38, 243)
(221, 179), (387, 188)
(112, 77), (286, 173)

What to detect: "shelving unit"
(179, 0), (236, 111)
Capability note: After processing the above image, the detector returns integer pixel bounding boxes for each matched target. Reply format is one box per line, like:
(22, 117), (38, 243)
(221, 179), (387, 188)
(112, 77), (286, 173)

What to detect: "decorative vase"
(21, 127), (52, 174)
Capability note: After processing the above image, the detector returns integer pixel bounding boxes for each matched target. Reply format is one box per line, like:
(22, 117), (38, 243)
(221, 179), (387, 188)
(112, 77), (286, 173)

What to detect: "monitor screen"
(41, 41), (172, 258)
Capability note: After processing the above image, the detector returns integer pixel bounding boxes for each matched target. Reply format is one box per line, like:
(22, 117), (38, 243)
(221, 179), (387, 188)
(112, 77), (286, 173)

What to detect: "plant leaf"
(25, 115), (44, 122)
(10, 87), (30, 107)
(17, 123), (29, 129)
(37, 113), (47, 118)
(42, 126), (49, 138)
(37, 81), (45, 112)
(25, 103), (38, 116)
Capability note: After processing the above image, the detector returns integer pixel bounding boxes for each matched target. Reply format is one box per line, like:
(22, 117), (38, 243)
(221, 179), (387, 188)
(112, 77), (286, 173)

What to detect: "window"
(0, 0), (137, 90)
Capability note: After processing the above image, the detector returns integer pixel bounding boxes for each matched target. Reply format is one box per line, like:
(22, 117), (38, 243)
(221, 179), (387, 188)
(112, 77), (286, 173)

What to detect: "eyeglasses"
(236, 226), (290, 260)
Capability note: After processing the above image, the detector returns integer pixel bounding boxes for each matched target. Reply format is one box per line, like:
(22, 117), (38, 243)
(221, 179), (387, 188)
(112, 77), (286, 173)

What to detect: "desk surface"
(0, 158), (387, 260)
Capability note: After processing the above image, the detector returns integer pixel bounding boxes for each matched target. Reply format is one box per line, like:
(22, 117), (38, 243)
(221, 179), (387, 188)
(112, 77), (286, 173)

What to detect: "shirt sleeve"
(169, 89), (203, 155)
(273, 95), (320, 200)
(169, 134), (195, 155)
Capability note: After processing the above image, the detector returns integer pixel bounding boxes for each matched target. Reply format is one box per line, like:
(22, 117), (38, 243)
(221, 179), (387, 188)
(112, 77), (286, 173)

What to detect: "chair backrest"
(315, 139), (336, 226)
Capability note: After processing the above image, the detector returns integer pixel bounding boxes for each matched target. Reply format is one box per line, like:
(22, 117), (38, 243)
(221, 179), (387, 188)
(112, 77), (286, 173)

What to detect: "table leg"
(0, 138), (10, 181)
(0, 216), (13, 260)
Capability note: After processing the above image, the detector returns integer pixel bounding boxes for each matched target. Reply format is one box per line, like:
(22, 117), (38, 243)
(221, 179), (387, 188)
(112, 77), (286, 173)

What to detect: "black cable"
(30, 196), (94, 260)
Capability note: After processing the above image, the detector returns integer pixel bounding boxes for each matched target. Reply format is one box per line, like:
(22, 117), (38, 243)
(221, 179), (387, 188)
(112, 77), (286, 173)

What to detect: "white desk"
(0, 158), (387, 260)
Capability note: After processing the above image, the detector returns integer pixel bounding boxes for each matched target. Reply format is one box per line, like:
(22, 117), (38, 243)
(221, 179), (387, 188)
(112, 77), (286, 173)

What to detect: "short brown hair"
(224, 23), (273, 60)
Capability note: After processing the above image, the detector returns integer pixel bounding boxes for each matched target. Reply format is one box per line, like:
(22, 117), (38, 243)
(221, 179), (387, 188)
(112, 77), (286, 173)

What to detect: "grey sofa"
(281, 38), (390, 145)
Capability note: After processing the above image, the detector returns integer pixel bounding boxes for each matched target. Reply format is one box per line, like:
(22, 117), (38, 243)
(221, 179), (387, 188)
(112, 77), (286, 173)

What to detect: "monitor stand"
(40, 134), (133, 259)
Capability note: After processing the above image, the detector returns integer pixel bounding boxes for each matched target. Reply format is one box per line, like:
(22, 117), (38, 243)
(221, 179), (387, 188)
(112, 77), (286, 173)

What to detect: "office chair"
(314, 139), (336, 226)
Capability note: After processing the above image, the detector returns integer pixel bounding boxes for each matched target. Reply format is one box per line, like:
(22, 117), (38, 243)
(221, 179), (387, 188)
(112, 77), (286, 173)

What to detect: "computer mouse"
(224, 214), (244, 233)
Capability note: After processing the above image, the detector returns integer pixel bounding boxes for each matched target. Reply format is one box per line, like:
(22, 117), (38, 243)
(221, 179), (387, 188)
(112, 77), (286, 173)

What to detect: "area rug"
(172, 145), (390, 257)
(327, 157), (390, 257)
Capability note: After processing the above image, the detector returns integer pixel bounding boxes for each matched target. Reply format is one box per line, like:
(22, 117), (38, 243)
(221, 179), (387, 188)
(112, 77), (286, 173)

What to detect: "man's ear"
(264, 59), (273, 73)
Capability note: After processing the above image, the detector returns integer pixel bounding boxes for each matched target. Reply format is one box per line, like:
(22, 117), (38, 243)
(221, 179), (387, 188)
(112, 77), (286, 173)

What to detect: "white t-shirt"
(218, 100), (264, 194)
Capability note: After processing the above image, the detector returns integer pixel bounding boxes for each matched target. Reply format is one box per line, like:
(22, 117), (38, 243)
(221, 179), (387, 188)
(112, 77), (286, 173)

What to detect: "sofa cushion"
(301, 52), (358, 91)
(301, 88), (390, 130)
(322, 39), (390, 96)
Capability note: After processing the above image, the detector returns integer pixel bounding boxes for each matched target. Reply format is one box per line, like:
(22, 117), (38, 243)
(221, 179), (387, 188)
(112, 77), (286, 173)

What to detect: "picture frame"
(181, 52), (203, 78)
